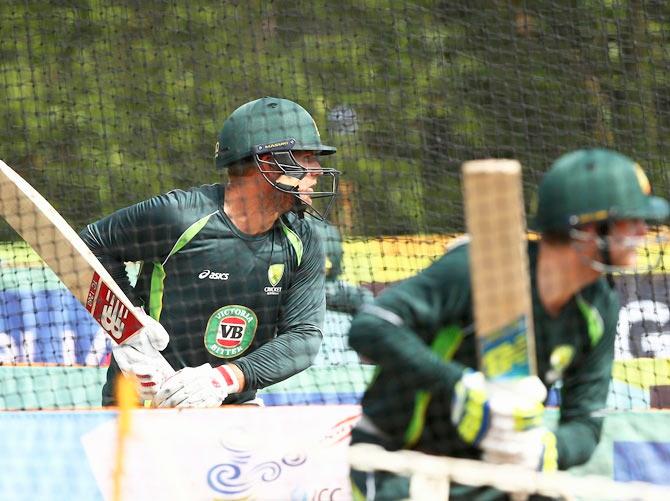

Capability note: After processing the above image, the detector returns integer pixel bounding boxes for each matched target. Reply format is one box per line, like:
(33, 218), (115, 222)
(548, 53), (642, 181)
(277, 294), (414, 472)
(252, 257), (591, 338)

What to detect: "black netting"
(0, 1), (668, 412)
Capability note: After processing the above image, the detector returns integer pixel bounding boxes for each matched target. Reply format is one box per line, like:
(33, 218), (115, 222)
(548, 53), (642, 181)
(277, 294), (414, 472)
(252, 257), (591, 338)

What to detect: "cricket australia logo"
(264, 263), (284, 296)
(545, 345), (575, 384)
(204, 305), (258, 358)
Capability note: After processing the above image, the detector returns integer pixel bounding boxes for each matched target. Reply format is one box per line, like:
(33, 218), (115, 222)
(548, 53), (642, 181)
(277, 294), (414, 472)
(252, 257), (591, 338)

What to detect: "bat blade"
(0, 159), (142, 344)
(462, 159), (536, 380)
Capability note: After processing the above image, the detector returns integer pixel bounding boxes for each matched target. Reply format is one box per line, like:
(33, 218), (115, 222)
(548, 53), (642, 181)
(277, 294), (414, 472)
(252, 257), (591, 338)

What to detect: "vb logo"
(216, 316), (247, 348)
(205, 305), (257, 358)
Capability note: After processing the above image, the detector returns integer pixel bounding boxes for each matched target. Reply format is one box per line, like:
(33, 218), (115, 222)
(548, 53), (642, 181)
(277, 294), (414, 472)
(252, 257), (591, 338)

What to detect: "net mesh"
(0, 1), (662, 410)
(0, 0), (669, 469)
(2, 0), (669, 412)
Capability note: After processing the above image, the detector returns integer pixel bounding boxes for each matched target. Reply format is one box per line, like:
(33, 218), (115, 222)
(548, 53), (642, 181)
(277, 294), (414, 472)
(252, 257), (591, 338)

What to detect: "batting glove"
(152, 363), (241, 408)
(451, 371), (491, 445)
(112, 307), (175, 401)
(451, 371), (547, 446)
(481, 426), (559, 472)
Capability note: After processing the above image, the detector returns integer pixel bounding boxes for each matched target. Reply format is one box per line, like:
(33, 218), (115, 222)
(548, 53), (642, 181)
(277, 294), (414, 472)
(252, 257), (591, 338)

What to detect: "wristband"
(215, 364), (241, 394)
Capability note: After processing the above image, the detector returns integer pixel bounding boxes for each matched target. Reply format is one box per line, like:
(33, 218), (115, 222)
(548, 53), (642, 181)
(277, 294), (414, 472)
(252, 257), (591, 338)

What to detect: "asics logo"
(198, 269), (230, 280)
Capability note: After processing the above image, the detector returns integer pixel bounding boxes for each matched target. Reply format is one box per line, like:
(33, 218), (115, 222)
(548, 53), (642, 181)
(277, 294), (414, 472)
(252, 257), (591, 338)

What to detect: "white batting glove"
(112, 308), (175, 401)
(152, 363), (241, 408)
(452, 371), (547, 446)
(481, 426), (559, 472)
(486, 376), (547, 434)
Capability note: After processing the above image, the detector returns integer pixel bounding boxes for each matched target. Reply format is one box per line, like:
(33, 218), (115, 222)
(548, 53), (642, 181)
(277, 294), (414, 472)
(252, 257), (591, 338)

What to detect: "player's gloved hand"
(451, 371), (491, 445)
(451, 371), (547, 446)
(112, 307), (175, 401)
(152, 363), (241, 408)
(481, 426), (559, 472)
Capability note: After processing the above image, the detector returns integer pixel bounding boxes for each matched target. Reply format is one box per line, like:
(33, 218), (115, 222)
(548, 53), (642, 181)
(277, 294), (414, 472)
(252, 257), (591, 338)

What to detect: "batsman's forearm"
(233, 327), (322, 390)
(349, 312), (467, 392)
(79, 226), (138, 304)
(555, 416), (603, 469)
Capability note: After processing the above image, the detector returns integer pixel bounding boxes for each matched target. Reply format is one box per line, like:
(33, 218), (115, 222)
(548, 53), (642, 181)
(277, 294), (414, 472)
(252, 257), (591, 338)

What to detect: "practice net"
(1, 1), (670, 499)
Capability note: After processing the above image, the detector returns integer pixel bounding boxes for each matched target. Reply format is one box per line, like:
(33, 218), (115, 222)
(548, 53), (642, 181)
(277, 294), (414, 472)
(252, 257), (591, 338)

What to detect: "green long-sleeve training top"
(80, 183), (326, 405)
(348, 240), (618, 470)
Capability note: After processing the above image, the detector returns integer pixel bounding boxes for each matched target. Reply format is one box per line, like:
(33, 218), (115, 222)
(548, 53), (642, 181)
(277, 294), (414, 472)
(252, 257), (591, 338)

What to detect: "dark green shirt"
(348, 240), (618, 470)
(80, 184), (326, 405)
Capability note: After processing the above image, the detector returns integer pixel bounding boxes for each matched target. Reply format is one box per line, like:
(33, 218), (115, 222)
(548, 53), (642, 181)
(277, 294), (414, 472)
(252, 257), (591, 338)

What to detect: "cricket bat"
(0, 159), (148, 345)
(462, 159), (537, 380)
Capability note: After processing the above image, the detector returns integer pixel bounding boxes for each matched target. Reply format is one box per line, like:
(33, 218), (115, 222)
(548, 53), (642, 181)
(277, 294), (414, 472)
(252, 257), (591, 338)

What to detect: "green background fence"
(2, 1), (670, 235)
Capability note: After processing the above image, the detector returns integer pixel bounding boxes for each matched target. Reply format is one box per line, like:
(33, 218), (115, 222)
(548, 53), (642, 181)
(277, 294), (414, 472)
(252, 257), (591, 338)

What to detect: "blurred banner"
(0, 238), (669, 410)
(1, 406), (669, 501)
(83, 406), (360, 501)
(1, 240), (668, 366)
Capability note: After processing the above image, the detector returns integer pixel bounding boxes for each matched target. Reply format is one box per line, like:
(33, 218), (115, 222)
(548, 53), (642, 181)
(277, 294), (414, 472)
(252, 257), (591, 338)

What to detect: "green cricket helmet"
(534, 148), (669, 233)
(214, 97), (339, 220)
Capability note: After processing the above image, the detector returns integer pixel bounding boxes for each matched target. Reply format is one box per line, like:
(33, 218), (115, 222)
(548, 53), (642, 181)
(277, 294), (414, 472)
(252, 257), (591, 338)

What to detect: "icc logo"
(217, 316), (246, 348)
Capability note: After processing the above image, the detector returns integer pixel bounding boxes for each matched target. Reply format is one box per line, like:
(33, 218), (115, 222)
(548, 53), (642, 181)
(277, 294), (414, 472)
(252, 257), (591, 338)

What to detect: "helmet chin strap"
(595, 223), (615, 287)
(569, 227), (620, 279)
(274, 174), (308, 219)
(255, 151), (339, 221)
(569, 226), (656, 278)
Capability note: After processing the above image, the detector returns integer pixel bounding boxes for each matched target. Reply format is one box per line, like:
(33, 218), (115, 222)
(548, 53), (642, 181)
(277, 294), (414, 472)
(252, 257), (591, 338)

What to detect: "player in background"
(80, 97), (340, 407)
(347, 149), (668, 500)
(305, 218), (374, 367)
(306, 217), (374, 315)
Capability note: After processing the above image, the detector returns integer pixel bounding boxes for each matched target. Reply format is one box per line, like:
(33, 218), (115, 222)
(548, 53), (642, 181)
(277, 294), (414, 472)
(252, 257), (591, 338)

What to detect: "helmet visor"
(255, 149), (340, 220)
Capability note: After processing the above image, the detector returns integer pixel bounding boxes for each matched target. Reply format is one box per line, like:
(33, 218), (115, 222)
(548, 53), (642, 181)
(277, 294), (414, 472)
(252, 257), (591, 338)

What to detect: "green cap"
(214, 97), (336, 168)
(534, 148), (669, 232)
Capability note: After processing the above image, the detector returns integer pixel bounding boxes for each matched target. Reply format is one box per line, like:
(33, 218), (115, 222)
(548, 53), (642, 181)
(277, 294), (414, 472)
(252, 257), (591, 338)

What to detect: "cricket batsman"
(80, 97), (340, 407)
(347, 149), (668, 500)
